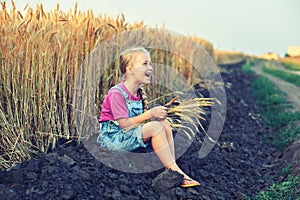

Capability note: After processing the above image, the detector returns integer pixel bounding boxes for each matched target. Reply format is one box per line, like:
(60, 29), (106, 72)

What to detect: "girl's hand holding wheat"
(149, 106), (168, 120)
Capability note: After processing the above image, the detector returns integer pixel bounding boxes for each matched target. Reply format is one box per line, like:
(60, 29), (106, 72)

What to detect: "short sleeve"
(109, 89), (129, 119)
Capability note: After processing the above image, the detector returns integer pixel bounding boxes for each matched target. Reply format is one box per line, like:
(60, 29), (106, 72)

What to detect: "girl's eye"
(143, 61), (152, 66)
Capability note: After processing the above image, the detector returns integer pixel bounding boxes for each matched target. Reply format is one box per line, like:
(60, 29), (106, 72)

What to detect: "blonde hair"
(119, 47), (150, 112)
(119, 47), (150, 76)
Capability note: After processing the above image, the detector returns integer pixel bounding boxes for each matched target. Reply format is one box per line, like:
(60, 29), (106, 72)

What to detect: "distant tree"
(284, 53), (290, 57)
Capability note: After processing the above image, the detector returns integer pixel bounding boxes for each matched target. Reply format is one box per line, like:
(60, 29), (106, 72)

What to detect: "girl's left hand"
(149, 106), (167, 120)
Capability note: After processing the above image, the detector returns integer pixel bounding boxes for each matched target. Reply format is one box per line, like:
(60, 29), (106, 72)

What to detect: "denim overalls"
(97, 85), (148, 151)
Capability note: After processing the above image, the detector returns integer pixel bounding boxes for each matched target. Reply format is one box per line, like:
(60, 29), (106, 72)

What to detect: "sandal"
(180, 178), (200, 188)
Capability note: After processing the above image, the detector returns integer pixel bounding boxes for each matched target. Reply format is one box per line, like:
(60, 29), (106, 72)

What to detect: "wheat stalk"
(165, 97), (214, 141)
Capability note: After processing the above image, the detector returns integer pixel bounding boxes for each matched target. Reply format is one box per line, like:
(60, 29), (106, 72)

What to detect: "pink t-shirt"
(99, 83), (141, 122)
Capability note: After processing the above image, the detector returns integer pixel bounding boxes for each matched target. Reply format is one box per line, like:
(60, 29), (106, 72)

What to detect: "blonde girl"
(97, 47), (200, 187)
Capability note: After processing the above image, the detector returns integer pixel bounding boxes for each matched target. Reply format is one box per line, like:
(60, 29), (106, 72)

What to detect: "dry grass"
(214, 50), (248, 65)
(279, 57), (300, 70)
(0, 1), (217, 169)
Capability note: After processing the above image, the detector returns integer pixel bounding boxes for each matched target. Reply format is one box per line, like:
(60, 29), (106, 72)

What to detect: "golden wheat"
(0, 1), (216, 169)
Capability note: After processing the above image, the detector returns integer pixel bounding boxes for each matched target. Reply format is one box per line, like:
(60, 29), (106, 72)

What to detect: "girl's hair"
(119, 47), (150, 76)
(119, 47), (150, 112)
(137, 87), (149, 112)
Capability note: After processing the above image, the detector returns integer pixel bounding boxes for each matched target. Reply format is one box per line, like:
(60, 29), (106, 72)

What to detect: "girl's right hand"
(149, 106), (168, 120)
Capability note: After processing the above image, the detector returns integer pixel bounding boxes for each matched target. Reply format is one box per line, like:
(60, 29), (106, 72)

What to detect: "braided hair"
(137, 87), (149, 112)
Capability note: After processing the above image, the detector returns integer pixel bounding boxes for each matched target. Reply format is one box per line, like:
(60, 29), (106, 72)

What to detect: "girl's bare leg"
(142, 121), (175, 167)
(142, 121), (196, 181)
(162, 120), (175, 160)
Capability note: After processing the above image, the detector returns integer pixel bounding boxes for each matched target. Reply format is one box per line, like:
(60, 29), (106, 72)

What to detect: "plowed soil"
(0, 62), (293, 199)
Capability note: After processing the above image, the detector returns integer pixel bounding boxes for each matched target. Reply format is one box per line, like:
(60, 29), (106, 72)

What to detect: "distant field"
(280, 57), (300, 71)
(214, 50), (249, 65)
(286, 56), (300, 64)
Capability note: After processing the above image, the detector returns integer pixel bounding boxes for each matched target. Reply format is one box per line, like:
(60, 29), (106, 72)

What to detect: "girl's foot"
(180, 177), (200, 188)
(165, 165), (200, 187)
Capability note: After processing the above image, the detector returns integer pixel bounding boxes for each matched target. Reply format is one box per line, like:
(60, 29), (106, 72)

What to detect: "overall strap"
(109, 85), (129, 100)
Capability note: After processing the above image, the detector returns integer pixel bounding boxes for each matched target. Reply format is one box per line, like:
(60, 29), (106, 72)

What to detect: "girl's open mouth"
(145, 72), (152, 77)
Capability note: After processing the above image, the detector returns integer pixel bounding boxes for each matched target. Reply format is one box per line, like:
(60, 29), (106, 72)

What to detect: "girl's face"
(128, 52), (153, 84)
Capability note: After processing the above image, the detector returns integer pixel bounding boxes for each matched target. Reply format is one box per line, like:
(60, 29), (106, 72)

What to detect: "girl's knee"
(147, 120), (165, 128)
(161, 120), (172, 132)
(142, 121), (164, 137)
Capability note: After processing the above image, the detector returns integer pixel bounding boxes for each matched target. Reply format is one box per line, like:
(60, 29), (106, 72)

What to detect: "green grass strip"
(241, 59), (255, 74)
(255, 175), (300, 200)
(251, 76), (300, 200)
(251, 77), (300, 147)
(262, 65), (300, 87)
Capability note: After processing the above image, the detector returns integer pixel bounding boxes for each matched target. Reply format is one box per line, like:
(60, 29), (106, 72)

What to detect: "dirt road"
(251, 61), (300, 112)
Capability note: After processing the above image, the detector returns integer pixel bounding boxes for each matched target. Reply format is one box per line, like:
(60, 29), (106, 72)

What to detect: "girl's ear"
(126, 66), (135, 76)
(126, 66), (133, 72)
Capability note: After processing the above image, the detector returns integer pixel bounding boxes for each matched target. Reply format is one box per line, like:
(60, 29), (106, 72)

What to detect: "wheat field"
(0, 1), (217, 169)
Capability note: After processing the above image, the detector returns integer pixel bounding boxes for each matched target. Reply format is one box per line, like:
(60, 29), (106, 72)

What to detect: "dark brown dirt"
(0, 62), (291, 199)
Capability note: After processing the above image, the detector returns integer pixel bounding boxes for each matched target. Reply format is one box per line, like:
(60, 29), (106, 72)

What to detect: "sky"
(9, 0), (300, 57)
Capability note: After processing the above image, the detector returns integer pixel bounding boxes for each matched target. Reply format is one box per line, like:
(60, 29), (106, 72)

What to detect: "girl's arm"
(116, 106), (167, 129)
(116, 110), (152, 129)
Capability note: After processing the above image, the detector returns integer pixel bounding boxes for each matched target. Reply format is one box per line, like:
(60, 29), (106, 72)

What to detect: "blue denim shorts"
(97, 120), (148, 151)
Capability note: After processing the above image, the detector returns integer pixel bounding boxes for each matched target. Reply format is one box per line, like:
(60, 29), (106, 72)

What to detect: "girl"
(97, 47), (200, 187)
